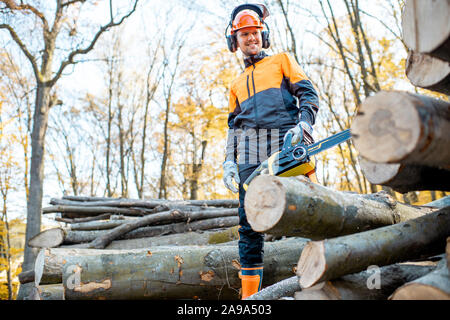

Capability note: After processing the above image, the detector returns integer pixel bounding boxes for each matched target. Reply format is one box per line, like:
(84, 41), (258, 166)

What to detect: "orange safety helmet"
(230, 10), (263, 34)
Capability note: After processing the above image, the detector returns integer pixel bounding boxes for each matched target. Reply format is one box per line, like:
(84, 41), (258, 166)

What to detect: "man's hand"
(223, 161), (240, 193)
(284, 121), (314, 146)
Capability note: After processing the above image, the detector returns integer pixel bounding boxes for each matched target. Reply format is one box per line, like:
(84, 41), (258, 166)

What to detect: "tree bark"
(244, 175), (433, 239)
(296, 206), (450, 289)
(389, 259), (450, 300)
(294, 263), (436, 300)
(352, 90), (450, 168)
(402, 0), (450, 62)
(35, 237), (309, 299)
(359, 157), (450, 193)
(405, 51), (450, 95)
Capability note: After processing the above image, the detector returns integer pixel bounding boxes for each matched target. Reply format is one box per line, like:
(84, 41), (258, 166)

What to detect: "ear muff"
(225, 24), (238, 53)
(261, 22), (270, 49)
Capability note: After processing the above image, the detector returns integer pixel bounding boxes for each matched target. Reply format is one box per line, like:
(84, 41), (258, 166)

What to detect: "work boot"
(240, 266), (263, 299)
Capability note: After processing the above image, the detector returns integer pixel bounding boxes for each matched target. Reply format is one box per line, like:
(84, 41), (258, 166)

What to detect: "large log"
(351, 90), (450, 169)
(244, 175), (433, 239)
(296, 206), (450, 289)
(405, 51), (450, 95)
(359, 157), (450, 193)
(402, 0), (450, 62)
(21, 229), (239, 284)
(36, 238), (309, 299)
(389, 258), (450, 300)
(294, 263), (436, 300)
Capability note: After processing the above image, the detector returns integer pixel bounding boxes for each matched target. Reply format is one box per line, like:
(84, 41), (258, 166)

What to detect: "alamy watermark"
(366, 265), (381, 290)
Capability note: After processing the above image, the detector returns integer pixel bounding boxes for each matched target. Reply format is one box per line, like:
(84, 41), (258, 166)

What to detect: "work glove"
(283, 121), (314, 146)
(223, 160), (240, 193)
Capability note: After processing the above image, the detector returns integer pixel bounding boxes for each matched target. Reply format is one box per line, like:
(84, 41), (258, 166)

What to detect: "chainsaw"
(242, 129), (352, 191)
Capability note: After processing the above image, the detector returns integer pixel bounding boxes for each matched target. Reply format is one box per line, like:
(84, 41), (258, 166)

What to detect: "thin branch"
(0, 0), (49, 31)
(49, 0), (139, 86)
(0, 24), (41, 81)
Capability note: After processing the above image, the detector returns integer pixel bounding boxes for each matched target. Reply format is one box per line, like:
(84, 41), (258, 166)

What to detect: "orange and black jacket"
(228, 51), (319, 130)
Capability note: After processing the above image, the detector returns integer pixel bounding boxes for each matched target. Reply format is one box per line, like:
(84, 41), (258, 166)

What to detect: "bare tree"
(0, 0), (139, 280)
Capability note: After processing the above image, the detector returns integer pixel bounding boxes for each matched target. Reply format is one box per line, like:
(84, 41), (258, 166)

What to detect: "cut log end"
(358, 157), (401, 185)
(244, 175), (286, 232)
(390, 283), (450, 300)
(402, 0), (450, 61)
(297, 241), (326, 289)
(352, 91), (420, 164)
(406, 51), (450, 95)
(28, 228), (65, 248)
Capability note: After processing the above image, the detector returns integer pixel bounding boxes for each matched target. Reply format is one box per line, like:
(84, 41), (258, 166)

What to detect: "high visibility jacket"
(228, 51), (319, 130)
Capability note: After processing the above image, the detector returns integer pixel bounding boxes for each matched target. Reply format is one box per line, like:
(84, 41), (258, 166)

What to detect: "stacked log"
(351, 0), (450, 194)
(243, 175), (449, 300)
(18, 196), (252, 299)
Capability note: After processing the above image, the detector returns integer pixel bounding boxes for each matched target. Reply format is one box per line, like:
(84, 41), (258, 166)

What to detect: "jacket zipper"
(251, 63), (257, 125)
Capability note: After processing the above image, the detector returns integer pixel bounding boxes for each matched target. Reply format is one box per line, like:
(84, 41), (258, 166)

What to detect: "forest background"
(0, 0), (448, 299)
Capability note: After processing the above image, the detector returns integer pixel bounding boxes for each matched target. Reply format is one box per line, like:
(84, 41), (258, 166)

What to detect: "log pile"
(247, 1), (450, 300)
(19, 195), (255, 300)
(244, 175), (449, 300)
(352, 0), (450, 194)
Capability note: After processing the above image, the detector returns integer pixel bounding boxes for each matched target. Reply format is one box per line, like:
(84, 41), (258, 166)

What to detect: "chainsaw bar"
(270, 129), (352, 176)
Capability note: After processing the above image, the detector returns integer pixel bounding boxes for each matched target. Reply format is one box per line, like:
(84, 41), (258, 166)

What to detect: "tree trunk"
(36, 237), (309, 299)
(294, 263), (436, 300)
(389, 259), (450, 300)
(296, 206), (450, 289)
(359, 157), (450, 193)
(22, 83), (51, 274)
(244, 175), (433, 239)
(352, 90), (450, 168)
(405, 51), (450, 95)
(402, 0), (450, 62)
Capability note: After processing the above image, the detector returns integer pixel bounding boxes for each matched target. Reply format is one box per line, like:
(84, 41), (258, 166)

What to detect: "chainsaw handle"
(282, 131), (294, 150)
(243, 161), (269, 191)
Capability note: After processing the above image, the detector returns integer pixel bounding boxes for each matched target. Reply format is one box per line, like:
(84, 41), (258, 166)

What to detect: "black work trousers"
(237, 163), (264, 268)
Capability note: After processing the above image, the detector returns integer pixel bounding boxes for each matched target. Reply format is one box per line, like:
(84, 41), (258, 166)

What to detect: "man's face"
(236, 27), (262, 57)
